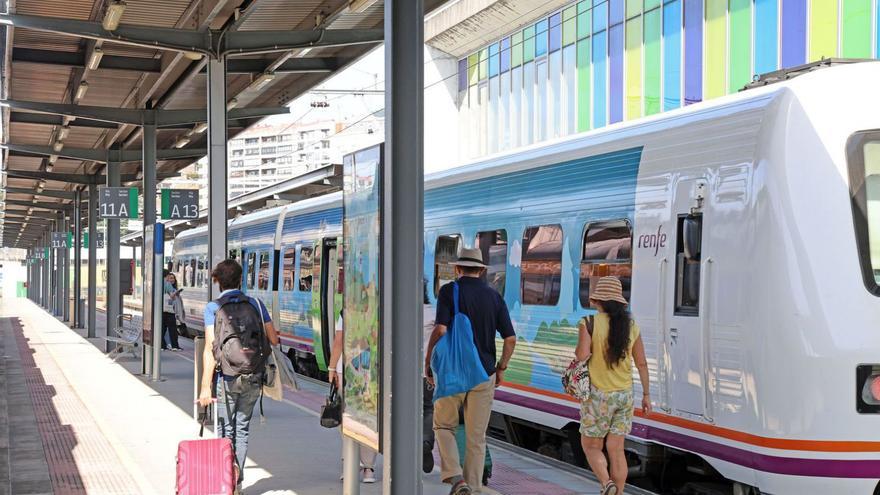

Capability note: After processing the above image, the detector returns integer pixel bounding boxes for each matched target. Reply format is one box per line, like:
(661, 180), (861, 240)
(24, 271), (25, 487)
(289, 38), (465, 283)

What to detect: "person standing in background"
(161, 271), (182, 351)
(328, 307), (379, 483)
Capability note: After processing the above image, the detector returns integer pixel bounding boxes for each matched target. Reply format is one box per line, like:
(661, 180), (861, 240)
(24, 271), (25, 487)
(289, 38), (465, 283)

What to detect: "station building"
(424, 0), (880, 161)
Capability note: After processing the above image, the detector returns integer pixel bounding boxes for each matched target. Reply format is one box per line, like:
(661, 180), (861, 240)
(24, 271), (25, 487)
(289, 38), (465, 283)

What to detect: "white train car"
(173, 61), (880, 494)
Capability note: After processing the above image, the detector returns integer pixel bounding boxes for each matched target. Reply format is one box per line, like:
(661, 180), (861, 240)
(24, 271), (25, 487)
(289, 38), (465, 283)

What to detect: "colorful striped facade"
(456, 0), (880, 158)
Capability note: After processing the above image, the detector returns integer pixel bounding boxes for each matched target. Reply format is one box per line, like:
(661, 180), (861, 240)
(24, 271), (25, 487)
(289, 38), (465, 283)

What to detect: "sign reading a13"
(161, 189), (199, 220)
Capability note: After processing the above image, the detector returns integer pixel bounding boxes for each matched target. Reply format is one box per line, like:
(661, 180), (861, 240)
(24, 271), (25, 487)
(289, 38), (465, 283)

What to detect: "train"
(172, 61), (880, 495)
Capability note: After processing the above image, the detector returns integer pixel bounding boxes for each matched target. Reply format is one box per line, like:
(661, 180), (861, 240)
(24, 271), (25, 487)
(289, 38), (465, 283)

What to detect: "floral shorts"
(579, 388), (634, 438)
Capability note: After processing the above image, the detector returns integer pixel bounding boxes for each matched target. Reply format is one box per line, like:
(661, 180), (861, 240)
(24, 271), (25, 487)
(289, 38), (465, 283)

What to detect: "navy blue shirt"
(436, 276), (515, 376)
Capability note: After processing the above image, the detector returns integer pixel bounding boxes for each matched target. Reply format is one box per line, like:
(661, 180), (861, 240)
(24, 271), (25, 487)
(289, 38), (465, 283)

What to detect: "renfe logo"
(638, 225), (667, 256)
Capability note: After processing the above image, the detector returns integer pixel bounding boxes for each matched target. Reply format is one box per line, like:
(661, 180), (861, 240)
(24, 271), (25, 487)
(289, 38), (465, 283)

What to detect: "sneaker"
(449, 480), (472, 495)
(172, 347), (183, 351)
(600, 481), (618, 495)
(422, 442), (434, 473)
(362, 468), (376, 483)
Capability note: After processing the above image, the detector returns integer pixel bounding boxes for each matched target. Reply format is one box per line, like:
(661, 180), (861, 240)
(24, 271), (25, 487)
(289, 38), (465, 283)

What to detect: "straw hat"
(450, 247), (487, 268)
(589, 276), (628, 305)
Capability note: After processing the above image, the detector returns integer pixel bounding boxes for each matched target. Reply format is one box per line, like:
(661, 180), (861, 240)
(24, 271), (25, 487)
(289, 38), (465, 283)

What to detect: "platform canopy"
(0, 0), (448, 249)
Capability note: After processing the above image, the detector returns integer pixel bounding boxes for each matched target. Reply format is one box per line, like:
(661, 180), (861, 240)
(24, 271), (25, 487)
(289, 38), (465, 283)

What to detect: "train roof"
(174, 192), (343, 242)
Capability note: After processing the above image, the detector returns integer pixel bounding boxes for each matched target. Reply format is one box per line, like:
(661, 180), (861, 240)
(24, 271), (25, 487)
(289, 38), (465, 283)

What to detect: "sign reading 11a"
(99, 187), (139, 219)
(161, 189), (199, 220)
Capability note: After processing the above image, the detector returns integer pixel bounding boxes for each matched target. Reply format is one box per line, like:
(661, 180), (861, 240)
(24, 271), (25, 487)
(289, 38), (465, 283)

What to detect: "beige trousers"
(433, 375), (494, 491)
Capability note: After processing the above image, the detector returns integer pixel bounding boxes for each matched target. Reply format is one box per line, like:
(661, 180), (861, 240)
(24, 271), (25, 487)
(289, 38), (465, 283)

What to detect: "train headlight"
(856, 365), (880, 413)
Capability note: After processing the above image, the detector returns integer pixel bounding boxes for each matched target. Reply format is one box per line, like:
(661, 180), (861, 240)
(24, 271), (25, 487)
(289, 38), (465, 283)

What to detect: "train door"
(319, 238), (340, 367)
(666, 179), (708, 417)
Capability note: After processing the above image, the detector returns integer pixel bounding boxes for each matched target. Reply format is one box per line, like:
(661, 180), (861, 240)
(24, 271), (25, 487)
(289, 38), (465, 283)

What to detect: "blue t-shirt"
(204, 289), (271, 327)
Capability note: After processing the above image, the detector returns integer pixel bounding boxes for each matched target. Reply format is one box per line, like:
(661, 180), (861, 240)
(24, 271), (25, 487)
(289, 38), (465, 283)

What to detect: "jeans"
(216, 373), (262, 481)
(161, 312), (179, 349)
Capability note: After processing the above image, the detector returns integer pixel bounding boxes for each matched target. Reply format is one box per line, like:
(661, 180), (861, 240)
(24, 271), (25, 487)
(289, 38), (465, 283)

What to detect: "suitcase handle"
(196, 399), (218, 438)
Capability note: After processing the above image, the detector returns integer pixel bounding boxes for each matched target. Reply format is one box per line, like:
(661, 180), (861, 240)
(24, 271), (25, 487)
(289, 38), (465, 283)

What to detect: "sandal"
(449, 479), (472, 495)
(601, 480), (618, 495)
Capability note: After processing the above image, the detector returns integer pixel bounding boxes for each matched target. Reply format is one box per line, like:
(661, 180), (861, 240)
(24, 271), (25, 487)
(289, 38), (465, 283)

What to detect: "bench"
(105, 314), (142, 362)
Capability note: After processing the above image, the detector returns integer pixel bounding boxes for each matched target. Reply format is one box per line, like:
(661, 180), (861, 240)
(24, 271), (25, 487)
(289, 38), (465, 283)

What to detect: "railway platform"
(0, 297), (615, 495)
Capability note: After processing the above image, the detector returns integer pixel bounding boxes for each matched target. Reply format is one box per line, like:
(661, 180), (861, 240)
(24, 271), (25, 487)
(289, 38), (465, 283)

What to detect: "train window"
(281, 248), (296, 291)
(189, 259), (197, 288)
(433, 234), (461, 297)
(521, 224), (563, 306)
(299, 246), (314, 292)
(674, 214), (703, 315)
(258, 251), (271, 290)
(579, 220), (632, 307)
(197, 257), (206, 288)
(847, 132), (880, 296)
(246, 252), (257, 290)
(475, 230), (508, 295)
(182, 258), (191, 287)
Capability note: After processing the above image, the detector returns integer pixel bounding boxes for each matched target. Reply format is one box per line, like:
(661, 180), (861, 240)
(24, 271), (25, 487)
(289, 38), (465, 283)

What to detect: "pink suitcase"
(176, 403), (236, 495)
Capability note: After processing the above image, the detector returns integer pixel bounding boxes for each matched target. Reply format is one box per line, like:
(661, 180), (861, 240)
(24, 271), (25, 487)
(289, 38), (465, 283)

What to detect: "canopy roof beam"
(1, 99), (288, 126)
(12, 47), (345, 75)
(4, 169), (176, 184)
(5, 187), (75, 200)
(12, 47), (162, 73)
(4, 143), (207, 163)
(0, 13), (382, 57)
(4, 199), (73, 211)
(9, 111), (249, 131)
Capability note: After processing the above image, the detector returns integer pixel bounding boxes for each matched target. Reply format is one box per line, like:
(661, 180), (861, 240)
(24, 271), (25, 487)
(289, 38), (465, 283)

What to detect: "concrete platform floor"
(3, 298), (610, 494)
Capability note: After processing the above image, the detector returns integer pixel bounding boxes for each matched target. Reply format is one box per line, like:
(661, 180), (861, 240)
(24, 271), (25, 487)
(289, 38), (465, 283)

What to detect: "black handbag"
(320, 384), (342, 428)
(177, 322), (189, 337)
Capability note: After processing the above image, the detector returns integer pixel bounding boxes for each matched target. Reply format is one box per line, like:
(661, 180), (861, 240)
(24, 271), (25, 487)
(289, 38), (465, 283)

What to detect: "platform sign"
(50, 232), (71, 249)
(160, 189), (199, 220)
(341, 143), (383, 452)
(99, 187), (139, 219)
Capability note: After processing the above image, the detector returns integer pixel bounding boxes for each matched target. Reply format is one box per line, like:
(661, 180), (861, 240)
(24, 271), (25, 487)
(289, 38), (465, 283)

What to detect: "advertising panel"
(341, 143), (383, 451)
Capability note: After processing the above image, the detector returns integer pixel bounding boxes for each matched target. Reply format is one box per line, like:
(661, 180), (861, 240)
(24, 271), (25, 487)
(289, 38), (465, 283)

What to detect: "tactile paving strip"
(11, 318), (140, 495)
(486, 462), (580, 495)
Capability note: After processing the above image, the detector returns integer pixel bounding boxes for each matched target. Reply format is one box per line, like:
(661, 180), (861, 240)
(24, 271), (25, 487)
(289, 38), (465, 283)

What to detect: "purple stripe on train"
(494, 390), (880, 478)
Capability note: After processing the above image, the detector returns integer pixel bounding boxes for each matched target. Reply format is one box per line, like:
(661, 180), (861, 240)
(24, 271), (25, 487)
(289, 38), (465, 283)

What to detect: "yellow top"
(586, 313), (640, 392)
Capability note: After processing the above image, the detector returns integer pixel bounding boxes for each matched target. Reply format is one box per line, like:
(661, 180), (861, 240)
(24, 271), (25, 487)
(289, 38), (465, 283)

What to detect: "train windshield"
(848, 132), (880, 295)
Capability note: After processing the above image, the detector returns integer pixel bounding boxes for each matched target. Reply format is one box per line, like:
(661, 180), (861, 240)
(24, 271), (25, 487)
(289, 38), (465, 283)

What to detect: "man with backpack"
(198, 259), (279, 491)
(425, 248), (517, 495)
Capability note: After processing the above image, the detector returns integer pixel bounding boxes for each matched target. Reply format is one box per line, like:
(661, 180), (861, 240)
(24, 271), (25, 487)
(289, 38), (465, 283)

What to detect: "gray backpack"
(211, 293), (270, 377)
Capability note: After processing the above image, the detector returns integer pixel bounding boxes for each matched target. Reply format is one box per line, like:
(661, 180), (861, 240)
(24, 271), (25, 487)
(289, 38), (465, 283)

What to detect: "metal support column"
(87, 183), (98, 338)
(143, 119), (157, 376)
(62, 212), (70, 321)
(106, 158), (121, 351)
(49, 224), (57, 313)
(207, 57), (228, 300)
(42, 232), (49, 308)
(381, 1), (425, 494)
(74, 189), (83, 328)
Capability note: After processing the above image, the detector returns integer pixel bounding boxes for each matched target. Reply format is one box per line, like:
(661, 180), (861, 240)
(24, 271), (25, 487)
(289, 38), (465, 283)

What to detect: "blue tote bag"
(431, 282), (490, 401)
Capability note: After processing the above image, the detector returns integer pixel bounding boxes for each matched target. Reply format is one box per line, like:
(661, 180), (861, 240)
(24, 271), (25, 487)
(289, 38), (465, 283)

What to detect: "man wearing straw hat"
(426, 247), (517, 495)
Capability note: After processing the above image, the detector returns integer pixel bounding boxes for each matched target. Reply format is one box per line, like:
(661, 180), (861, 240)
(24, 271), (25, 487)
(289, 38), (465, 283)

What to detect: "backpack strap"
(452, 282), (460, 316)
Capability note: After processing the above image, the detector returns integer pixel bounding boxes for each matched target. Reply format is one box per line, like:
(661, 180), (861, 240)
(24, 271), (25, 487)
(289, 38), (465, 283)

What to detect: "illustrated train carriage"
(173, 62), (880, 494)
